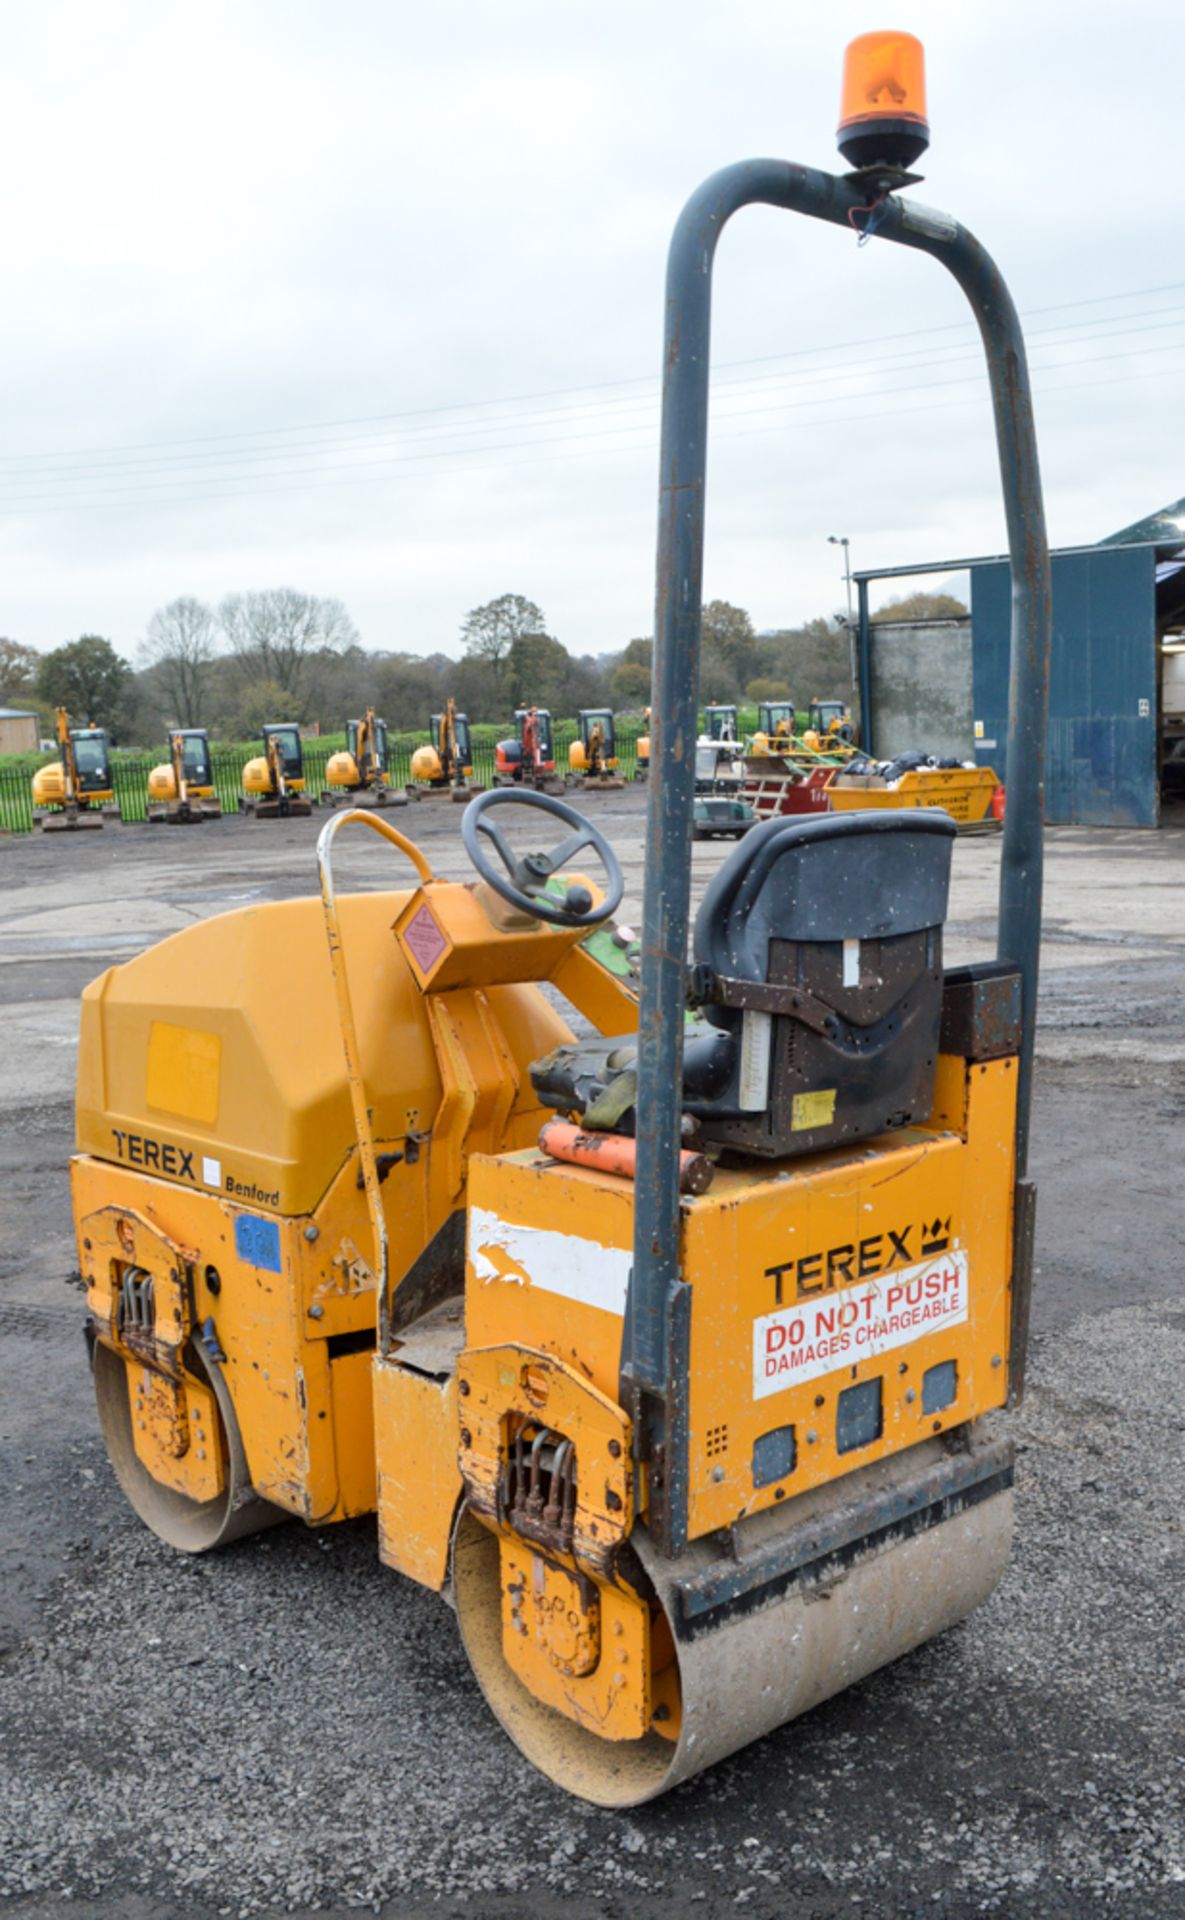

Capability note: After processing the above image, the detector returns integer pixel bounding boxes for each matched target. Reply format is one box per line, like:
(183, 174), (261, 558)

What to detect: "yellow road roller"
(146, 729), (222, 824)
(71, 32), (1052, 1804)
(32, 706), (120, 830)
(322, 708), (406, 809)
(240, 722), (315, 819)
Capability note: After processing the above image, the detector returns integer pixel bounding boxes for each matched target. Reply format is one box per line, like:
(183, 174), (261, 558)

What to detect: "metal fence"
(0, 723), (643, 835)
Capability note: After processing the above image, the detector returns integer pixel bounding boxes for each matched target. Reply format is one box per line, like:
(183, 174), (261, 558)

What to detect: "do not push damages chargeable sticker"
(753, 1249), (969, 1399)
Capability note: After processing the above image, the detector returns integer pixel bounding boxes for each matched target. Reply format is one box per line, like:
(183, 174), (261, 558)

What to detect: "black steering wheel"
(461, 788), (624, 927)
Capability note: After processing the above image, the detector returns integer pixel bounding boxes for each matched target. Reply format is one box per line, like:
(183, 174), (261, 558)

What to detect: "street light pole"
(828, 534), (857, 704)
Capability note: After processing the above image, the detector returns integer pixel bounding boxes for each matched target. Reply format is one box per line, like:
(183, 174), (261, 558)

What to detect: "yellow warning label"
(791, 1088), (837, 1131)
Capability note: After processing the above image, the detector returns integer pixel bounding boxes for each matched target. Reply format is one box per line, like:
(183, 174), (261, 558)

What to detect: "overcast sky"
(3, 0), (1183, 665)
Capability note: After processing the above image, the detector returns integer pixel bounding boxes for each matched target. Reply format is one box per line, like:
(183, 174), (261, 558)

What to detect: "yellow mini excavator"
(323, 709), (406, 809)
(70, 33), (1052, 1805)
(568, 708), (624, 790)
(408, 699), (484, 801)
(146, 729), (222, 824)
(634, 708), (651, 781)
(31, 707), (121, 831)
(749, 701), (796, 757)
(240, 723), (315, 819)
(802, 698), (858, 752)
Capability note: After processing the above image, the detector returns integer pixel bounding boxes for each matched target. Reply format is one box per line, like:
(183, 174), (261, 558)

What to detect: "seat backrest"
(689, 809), (957, 1159)
(694, 809), (954, 978)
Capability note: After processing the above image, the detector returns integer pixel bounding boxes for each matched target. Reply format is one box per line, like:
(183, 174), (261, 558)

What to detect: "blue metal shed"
(854, 524), (1185, 828)
(971, 544), (1158, 827)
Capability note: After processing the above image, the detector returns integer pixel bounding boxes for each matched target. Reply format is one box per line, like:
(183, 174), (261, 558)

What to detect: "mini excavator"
(568, 708), (624, 789)
(71, 32), (1051, 1805)
(31, 707), (121, 831)
(750, 701), (797, 756)
(634, 708), (651, 781)
(494, 706), (566, 794)
(240, 723), (315, 819)
(323, 709), (406, 809)
(803, 699), (858, 750)
(146, 729), (221, 824)
(703, 702), (739, 743)
(408, 699), (484, 801)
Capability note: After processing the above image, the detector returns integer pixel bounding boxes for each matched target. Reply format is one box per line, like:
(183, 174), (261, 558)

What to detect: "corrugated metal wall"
(867, 618), (973, 761)
(971, 544), (1159, 827)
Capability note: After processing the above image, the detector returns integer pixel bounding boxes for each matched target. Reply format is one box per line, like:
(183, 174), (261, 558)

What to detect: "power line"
(2, 275), (1183, 473)
(1, 305), (1182, 501)
(6, 298), (1185, 488)
(0, 354), (1177, 520)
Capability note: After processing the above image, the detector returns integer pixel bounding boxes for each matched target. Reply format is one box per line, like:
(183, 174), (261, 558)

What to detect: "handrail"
(315, 808), (437, 1351)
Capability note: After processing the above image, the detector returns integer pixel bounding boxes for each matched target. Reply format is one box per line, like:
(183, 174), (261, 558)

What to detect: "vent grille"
(705, 1423), (729, 1458)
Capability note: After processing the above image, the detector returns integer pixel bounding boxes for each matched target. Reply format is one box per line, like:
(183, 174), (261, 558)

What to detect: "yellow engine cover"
(326, 751), (360, 788)
(242, 755), (272, 795)
(411, 744), (443, 782)
(568, 741), (588, 772)
(32, 763), (67, 806)
(75, 890), (573, 1218)
(147, 762), (177, 801)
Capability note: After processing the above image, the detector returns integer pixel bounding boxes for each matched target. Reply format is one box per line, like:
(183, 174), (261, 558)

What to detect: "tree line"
(0, 586), (965, 747)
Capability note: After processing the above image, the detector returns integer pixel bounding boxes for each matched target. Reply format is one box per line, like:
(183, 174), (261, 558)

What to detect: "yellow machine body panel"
(410, 744), (443, 782)
(75, 890), (576, 1218)
(74, 1152), (378, 1521)
(391, 878), (633, 999)
(681, 1054), (1014, 1535)
(496, 1534), (654, 1742)
(146, 763), (216, 803)
(375, 1354), (463, 1590)
(466, 1155), (633, 1407)
(32, 762), (115, 808)
(129, 1363), (225, 1503)
(243, 754), (307, 797)
(32, 762), (69, 806)
(72, 876), (641, 1535)
(325, 751), (361, 789)
(463, 1050), (1016, 1544)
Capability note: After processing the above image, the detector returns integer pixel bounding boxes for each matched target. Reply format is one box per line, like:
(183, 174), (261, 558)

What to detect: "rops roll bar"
(624, 159), (1052, 1554)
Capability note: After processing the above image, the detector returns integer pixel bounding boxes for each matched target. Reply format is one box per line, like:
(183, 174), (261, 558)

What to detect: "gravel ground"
(1, 795), (1183, 1919)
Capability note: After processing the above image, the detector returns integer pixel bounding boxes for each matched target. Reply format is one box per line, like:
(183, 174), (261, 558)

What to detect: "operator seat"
(530, 809), (955, 1161)
(686, 809), (955, 1156)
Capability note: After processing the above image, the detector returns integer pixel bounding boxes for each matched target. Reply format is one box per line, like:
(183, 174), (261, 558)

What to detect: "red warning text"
(752, 1251), (969, 1399)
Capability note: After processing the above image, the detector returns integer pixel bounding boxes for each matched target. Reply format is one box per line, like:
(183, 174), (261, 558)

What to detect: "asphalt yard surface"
(1, 789), (1183, 1919)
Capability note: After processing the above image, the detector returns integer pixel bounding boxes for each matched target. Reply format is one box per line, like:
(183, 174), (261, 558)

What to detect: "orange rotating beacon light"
(837, 30), (929, 170)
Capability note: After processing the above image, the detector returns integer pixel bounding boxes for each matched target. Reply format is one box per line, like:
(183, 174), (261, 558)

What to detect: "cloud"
(1, 0), (1181, 657)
